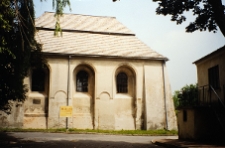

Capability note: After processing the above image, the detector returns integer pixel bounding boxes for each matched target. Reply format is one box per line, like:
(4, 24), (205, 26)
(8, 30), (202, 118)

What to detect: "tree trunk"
(208, 0), (225, 37)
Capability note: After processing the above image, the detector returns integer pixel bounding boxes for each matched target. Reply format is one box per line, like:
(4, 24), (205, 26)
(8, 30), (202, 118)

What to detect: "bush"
(173, 84), (198, 108)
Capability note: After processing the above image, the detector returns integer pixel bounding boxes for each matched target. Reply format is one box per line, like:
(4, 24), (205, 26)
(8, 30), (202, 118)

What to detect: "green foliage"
(113, 0), (225, 37)
(152, 0), (225, 37)
(0, 0), (71, 114)
(0, 0), (43, 114)
(173, 84), (198, 108)
(52, 0), (71, 36)
(173, 91), (180, 109)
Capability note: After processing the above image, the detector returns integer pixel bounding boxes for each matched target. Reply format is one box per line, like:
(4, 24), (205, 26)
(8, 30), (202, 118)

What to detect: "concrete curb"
(152, 139), (225, 148)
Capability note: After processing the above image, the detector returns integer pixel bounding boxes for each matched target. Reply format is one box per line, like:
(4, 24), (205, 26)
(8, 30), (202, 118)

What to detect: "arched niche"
(114, 65), (136, 130)
(72, 64), (95, 129)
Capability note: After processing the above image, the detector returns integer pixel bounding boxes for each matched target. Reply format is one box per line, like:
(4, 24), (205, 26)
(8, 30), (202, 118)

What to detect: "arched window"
(76, 70), (88, 92)
(117, 72), (128, 93)
(32, 68), (46, 92)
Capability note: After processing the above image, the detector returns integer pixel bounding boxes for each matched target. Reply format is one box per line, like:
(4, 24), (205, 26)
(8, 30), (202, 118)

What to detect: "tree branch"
(208, 0), (225, 37)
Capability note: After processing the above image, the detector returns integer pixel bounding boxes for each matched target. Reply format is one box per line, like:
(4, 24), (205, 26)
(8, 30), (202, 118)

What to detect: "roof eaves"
(42, 52), (168, 61)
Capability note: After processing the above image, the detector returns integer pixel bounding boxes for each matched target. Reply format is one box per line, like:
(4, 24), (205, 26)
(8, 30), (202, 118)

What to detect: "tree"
(49, 0), (71, 36)
(0, 0), (38, 114)
(113, 0), (225, 37)
(0, 0), (70, 114)
(152, 0), (225, 37)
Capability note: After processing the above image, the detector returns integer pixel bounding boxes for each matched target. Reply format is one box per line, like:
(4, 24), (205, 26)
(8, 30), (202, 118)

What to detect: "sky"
(33, 0), (225, 93)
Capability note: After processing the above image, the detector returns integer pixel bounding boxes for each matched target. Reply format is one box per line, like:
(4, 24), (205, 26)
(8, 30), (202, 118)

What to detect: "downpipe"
(66, 55), (71, 130)
(162, 61), (168, 130)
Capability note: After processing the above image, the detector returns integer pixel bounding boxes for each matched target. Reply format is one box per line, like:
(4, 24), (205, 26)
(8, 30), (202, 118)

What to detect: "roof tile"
(35, 12), (167, 60)
(36, 12), (133, 34)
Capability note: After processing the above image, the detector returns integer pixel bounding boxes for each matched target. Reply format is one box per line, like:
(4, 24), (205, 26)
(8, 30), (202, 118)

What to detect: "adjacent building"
(178, 45), (225, 140)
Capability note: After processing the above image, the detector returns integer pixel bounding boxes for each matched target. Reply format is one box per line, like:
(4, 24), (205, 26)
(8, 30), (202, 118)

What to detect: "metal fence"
(198, 85), (225, 108)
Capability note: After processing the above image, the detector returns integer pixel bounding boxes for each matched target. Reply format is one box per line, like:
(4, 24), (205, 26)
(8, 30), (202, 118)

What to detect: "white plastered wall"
(144, 61), (177, 130)
(0, 56), (177, 130)
(47, 58), (68, 128)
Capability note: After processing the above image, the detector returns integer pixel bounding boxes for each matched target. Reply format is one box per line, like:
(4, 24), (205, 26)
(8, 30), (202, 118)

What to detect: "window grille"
(76, 70), (88, 92)
(117, 72), (128, 93)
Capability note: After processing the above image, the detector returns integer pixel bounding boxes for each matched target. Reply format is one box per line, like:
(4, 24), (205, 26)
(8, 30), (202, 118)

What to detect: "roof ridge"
(42, 11), (116, 19)
(35, 12), (134, 35)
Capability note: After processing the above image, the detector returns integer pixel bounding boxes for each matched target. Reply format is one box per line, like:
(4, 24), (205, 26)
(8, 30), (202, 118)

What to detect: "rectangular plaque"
(33, 99), (41, 104)
(60, 106), (73, 117)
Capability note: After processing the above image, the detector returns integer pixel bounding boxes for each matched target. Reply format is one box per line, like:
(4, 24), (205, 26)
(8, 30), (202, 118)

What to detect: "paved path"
(0, 132), (178, 148)
(9, 132), (178, 143)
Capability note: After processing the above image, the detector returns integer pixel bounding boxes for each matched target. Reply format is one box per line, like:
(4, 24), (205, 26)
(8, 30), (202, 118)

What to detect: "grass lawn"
(0, 128), (177, 136)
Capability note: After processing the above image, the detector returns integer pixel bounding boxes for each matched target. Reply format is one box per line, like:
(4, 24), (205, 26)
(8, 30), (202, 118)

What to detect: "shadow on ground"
(0, 132), (163, 148)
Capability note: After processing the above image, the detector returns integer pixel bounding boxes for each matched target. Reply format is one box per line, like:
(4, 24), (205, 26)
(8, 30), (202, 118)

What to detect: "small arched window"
(76, 70), (88, 92)
(32, 68), (46, 92)
(117, 72), (128, 93)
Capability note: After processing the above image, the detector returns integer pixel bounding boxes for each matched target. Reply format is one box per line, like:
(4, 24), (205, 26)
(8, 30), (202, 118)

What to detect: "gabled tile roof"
(36, 12), (133, 35)
(35, 12), (168, 60)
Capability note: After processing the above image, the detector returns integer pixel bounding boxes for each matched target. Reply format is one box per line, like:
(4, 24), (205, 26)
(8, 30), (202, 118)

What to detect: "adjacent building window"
(117, 72), (128, 93)
(76, 70), (88, 92)
(183, 110), (187, 122)
(32, 68), (46, 92)
(208, 65), (220, 89)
